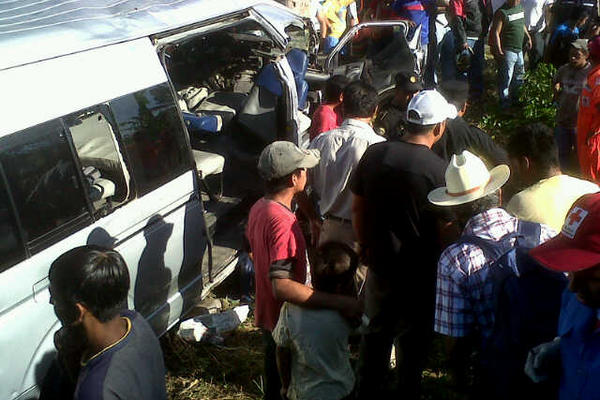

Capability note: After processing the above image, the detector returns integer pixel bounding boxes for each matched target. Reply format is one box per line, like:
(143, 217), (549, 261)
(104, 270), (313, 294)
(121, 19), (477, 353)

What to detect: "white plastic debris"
(177, 305), (250, 343)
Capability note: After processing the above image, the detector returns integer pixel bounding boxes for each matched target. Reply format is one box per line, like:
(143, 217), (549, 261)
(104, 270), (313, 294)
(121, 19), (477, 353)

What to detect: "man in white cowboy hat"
(351, 89), (457, 398)
(428, 150), (556, 395)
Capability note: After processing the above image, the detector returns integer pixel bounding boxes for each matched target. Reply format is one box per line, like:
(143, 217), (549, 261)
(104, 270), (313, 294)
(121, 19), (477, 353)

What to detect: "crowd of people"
(37, 1), (600, 400)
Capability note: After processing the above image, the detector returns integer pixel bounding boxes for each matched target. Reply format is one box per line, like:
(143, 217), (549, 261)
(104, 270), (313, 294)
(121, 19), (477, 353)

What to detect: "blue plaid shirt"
(434, 208), (555, 339)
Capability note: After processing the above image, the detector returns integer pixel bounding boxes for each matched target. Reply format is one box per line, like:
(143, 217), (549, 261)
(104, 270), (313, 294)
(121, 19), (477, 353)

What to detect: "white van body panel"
(0, 170), (202, 400)
(0, 38), (166, 138)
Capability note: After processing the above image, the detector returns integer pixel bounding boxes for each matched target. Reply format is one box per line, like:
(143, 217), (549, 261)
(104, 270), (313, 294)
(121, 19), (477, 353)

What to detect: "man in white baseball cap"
(351, 90), (456, 398)
(428, 150), (556, 397)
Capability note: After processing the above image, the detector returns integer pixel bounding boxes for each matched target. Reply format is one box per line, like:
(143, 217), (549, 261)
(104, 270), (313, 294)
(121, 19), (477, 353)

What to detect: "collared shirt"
(558, 290), (600, 400)
(309, 118), (385, 220)
(434, 208), (555, 339)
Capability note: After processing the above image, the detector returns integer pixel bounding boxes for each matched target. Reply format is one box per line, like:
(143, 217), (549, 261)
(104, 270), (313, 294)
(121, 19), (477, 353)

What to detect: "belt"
(324, 214), (352, 224)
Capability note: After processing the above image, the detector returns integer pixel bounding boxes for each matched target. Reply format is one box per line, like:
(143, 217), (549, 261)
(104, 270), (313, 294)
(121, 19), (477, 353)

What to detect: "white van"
(0, 1), (421, 398)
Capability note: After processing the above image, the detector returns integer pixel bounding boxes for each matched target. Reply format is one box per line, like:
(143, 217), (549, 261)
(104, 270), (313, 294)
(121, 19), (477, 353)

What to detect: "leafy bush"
(518, 62), (557, 126)
(474, 63), (557, 143)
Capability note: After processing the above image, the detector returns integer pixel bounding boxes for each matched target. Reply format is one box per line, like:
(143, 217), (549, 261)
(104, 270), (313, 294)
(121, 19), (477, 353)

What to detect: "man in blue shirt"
(47, 245), (167, 400)
(530, 192), (600, 400)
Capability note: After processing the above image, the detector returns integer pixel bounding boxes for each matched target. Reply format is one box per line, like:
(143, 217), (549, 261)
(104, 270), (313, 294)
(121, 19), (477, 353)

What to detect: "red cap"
(530, 192), (600, 272)
(589, 35), (600, 58)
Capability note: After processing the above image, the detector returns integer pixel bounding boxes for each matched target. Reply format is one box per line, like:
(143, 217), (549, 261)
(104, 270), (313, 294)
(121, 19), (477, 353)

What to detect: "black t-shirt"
(433, 117), (509, 166)
(351, 140), (449, 288)
(74, 310), (167, 400)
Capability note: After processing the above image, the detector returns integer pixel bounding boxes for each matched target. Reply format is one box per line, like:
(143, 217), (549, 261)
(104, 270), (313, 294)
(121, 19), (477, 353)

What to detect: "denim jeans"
(440, 32), (485, 97)
(555, 126), (578, 172)
(497, 50), (524, 107)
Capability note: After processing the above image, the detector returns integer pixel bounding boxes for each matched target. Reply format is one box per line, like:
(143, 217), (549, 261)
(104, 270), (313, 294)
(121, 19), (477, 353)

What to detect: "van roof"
(0, 0), (288, 71)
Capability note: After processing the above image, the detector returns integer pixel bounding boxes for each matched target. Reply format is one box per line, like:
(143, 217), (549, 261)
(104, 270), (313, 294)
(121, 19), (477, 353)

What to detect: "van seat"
(90, 178), (116, 202)
(195, 92), (248, 126)
(192, 150), (225, 177)
(192, 150), (225, 201)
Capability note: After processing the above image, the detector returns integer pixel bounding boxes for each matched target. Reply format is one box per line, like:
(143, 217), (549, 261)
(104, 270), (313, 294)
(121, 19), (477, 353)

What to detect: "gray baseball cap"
(258, 141), (320, 181)
(571, 38), (589, 52)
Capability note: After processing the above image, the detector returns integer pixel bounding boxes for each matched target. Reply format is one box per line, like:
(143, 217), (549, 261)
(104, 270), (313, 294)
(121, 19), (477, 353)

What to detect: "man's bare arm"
(351, 194), (368, 246)
(490, 11), (504, 58)
(272, 278), (361, 319)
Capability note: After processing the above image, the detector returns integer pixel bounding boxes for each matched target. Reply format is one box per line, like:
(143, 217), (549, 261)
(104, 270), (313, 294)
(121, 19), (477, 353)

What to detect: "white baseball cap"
(406, 89), (457, 125)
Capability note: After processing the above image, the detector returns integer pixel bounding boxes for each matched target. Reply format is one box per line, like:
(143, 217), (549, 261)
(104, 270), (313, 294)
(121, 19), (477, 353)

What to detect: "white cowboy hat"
(428, 150), (510, 206)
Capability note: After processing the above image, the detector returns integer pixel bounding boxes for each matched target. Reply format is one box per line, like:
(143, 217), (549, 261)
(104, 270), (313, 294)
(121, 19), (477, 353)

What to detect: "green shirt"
(499, 3), (525, 52)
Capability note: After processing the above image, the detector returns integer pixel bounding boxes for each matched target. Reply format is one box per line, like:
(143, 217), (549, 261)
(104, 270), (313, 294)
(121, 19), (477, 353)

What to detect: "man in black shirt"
(435, 80), (509, 165)
(47, 245), (167, 400)
(352, 90), (457, 399)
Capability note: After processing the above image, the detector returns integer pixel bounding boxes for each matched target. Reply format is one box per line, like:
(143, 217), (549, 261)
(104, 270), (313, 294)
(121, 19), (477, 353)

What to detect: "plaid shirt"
(434, 208), (556, 339)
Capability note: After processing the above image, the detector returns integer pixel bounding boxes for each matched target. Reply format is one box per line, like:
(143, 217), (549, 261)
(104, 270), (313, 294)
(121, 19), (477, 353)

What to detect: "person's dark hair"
(453, 192), (501, 228)
(311, 242), (358, 295)
(573, 8), (591, 22)
(325, 75), (350, 103)
(405, 118), (438, 135)
(439, 80), (469, 111)
(264, 169), (302, 195)
(506, 123), (559, 174)
(49, 245), (130, 323)
(341, 81), (379, 119)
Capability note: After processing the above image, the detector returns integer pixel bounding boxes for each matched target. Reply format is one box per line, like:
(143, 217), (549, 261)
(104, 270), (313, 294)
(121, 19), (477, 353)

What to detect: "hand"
(461, 42), (470, 50)
(525, 38), (533, 51)
(309, 218), (322, 247)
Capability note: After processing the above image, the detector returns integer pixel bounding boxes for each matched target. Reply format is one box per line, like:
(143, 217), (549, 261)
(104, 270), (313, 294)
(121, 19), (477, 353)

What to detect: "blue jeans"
(440, 33), (485, 97)
(324, 36), (339, 54)
(555, 126), (577, 172)
(497, 50), (524, 107)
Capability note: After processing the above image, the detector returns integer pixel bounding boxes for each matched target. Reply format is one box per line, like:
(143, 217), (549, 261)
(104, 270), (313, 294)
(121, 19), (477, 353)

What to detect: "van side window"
(0, 169), (25, 273)
(65, 108), (132, 216)
(0, 120), (89, 247)
(110, 84), (189, 196)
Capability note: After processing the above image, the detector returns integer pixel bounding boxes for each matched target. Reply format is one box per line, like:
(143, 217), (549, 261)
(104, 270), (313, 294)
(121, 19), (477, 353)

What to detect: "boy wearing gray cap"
(246, 141), (361, 400)
(553, 38), (591, 172)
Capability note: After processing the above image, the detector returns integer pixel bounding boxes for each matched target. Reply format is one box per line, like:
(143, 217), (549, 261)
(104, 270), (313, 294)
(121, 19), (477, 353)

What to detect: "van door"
(324, 21), (423, 90)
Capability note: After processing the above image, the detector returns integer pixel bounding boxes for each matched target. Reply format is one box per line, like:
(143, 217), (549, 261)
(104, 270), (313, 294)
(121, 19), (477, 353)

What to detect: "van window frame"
(0, 163), (28, 270)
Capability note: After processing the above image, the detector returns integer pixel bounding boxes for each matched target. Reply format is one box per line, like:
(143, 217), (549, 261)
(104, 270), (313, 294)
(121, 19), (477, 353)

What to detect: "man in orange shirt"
(577, 36), (600, 183)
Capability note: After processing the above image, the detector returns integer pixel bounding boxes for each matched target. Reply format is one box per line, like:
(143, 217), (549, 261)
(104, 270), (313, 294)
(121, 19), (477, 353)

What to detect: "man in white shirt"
(309, 81), (384, 251)
(522, 0), (554, 67)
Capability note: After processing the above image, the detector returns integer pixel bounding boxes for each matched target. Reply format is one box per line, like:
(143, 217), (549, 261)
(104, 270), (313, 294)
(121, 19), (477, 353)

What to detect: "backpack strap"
(455, 231), (518, 261)
(515, 220), (542, 248)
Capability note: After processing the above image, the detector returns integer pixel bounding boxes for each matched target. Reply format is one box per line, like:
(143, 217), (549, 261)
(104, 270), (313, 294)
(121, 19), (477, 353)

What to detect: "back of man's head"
(439, 80), (469, 113)
(342, 81), (378, 119)
(49, 245), (130, 324)
(507, 123), (560, 176)
(325, 75), (350, 103)
(312, 242), (358, 296)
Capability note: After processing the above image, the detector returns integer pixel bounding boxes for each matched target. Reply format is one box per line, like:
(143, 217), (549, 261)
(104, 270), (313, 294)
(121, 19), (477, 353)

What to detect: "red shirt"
(310, 104), (343, 141)
(246, 198), (308, 331)
(577, 64), (600, 182)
